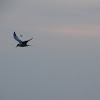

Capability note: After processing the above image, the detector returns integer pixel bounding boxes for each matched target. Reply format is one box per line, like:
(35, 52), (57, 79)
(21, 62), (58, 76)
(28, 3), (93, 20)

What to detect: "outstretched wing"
(27, 38), (33, 42)
(24, 38), (33, 43)
(13, 32), (22, 44)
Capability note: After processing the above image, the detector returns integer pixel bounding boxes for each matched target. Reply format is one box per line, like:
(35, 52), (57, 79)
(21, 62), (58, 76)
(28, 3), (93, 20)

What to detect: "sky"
(0, 0), (100, 100)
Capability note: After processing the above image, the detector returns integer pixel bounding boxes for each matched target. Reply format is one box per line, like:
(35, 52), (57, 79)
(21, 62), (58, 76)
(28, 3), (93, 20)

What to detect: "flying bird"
(20, 35), (22, 37)
(13, 32), (33, 47)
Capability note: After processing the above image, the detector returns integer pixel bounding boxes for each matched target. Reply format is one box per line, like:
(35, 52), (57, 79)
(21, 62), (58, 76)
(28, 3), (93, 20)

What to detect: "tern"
(13, 32), (33, 47)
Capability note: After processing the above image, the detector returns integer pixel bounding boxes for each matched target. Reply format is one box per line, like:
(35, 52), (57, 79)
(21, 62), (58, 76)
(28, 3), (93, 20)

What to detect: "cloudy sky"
(0, 0), (100, 100)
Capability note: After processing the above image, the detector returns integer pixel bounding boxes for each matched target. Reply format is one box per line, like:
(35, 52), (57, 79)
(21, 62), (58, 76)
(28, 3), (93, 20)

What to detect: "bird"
(20, 35), (22, 37)
(13, 32), (33, 47)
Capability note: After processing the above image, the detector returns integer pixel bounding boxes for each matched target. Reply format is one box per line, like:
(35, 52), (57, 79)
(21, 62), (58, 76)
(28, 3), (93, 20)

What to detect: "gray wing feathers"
(27, 38), (33, 42)
(13, 32), (22, 44)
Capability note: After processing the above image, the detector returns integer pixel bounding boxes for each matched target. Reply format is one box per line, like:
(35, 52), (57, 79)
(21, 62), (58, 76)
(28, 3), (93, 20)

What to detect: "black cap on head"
(16, 44), (19, 47)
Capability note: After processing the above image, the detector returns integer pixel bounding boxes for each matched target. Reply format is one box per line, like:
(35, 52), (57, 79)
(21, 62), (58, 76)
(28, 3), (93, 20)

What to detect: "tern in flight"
(13, 32), (33, 47)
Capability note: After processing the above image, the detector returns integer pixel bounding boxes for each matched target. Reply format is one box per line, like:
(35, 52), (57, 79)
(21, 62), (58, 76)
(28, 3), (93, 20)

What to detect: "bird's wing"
(27, 38), (33, 42)
(13, 32), (22, 44)
(24, 38), (33, 43)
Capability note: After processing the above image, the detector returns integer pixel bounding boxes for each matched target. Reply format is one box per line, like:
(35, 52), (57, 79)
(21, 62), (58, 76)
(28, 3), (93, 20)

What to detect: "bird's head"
(16, 44), (20, 47)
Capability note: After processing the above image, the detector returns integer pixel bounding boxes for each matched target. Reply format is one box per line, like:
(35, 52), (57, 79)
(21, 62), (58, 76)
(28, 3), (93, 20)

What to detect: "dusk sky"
(0, 0), (100, 100)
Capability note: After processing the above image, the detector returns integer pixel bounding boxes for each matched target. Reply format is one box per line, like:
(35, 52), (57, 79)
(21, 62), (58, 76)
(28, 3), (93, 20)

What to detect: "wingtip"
(30, 38), (33, 40)
(31, 38), (33, 40)
(13, 32), (15, 34)
(13, 32), (16, 36)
